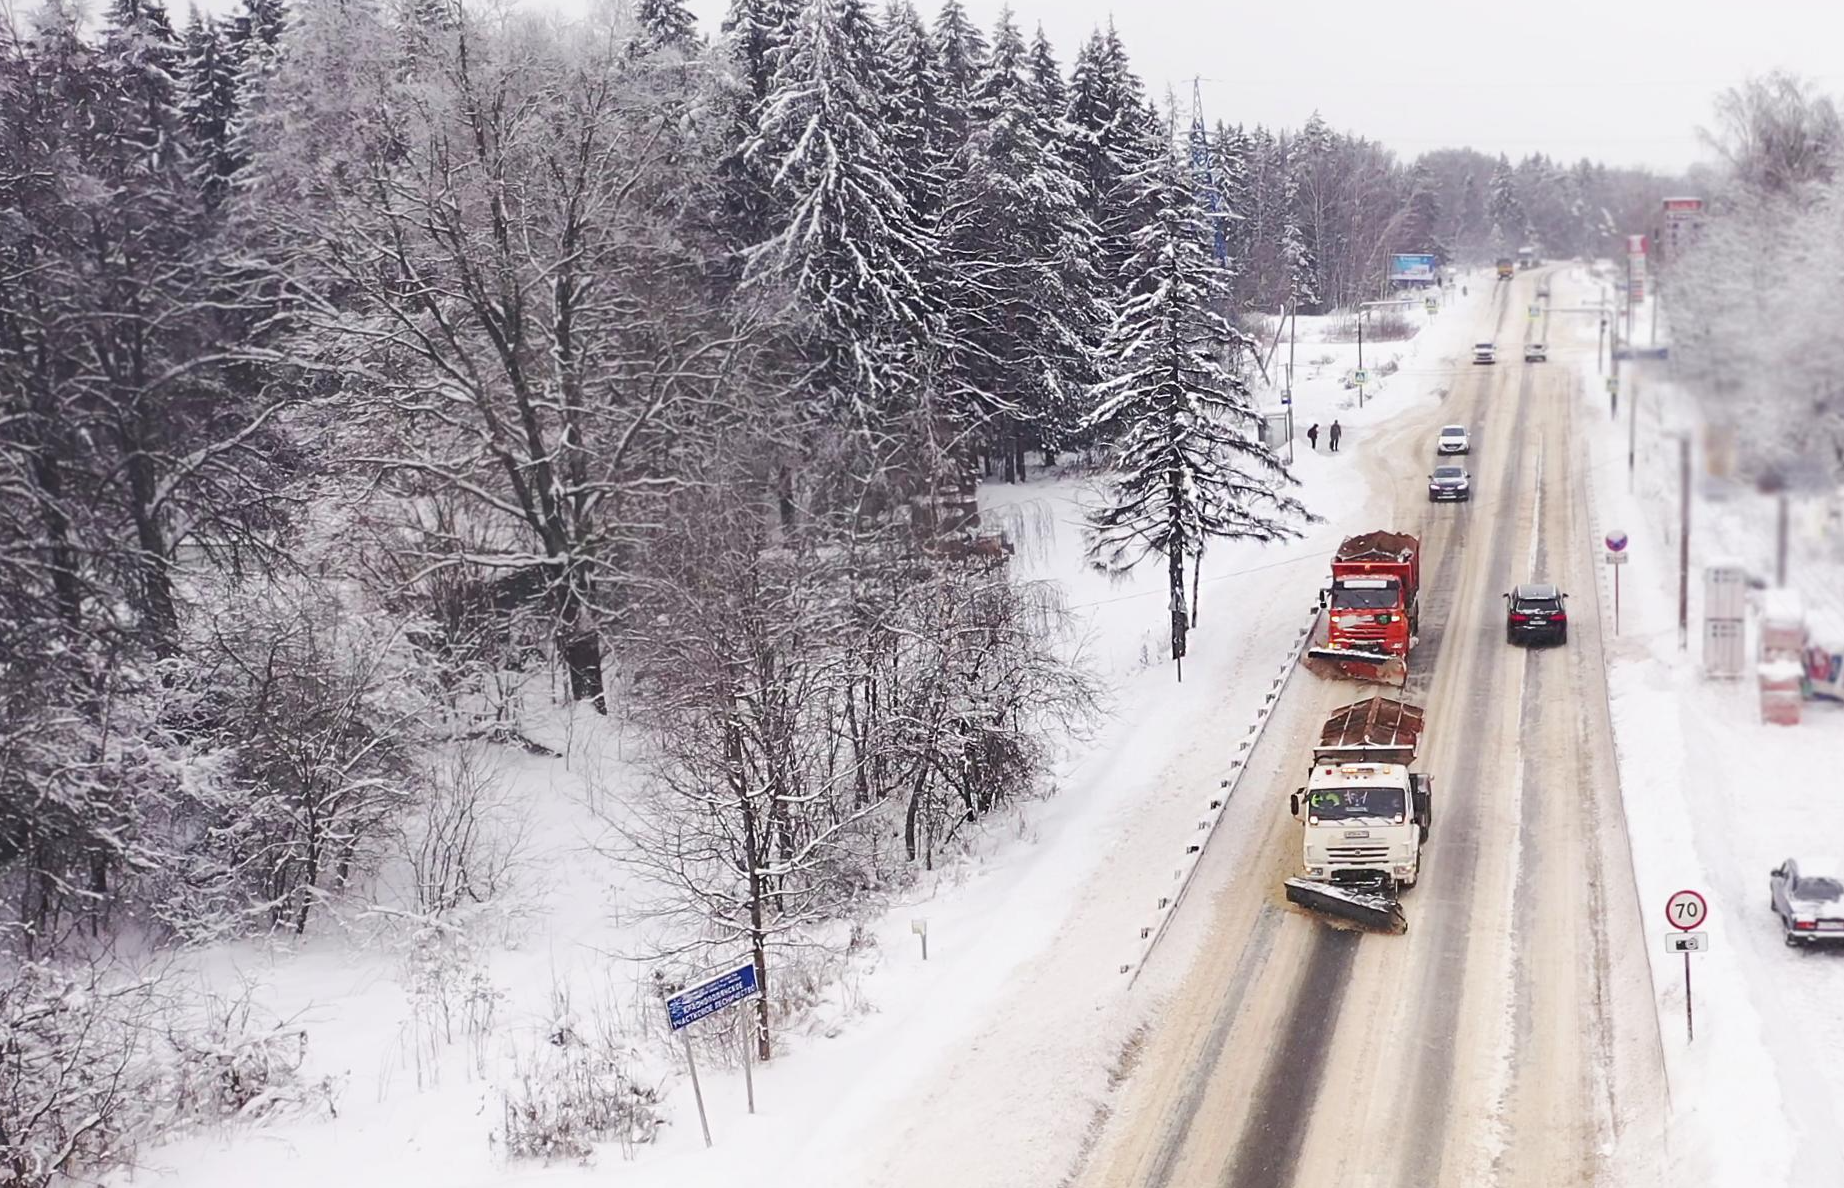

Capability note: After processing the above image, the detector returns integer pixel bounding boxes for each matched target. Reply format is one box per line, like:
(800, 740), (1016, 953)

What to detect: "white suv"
(1472, 342), (1496, 364)
(1437, 424), (1470, 454)
(1525, 342), (1548, 362)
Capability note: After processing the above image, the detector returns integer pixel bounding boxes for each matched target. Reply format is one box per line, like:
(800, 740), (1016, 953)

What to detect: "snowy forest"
(0, 0), (1666, 1178)
(1670, 73), (1844, 485)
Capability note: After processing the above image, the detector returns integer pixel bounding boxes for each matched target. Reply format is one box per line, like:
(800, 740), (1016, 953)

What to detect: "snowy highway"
(1078, 270), (1666, 1188)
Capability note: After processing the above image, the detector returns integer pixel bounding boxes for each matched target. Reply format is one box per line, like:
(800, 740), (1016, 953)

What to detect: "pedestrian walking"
(1307, 422), (1320, 451)
(1329, 420), (1343, 453)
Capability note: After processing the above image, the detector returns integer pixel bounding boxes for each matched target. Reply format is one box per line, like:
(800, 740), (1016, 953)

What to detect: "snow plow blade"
(1284, 878), (1408, 934)
(1303, 647), (1409, 687)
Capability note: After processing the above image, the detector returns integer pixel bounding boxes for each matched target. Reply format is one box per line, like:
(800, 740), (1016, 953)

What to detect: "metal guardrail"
(1119, 603), (1324, 986)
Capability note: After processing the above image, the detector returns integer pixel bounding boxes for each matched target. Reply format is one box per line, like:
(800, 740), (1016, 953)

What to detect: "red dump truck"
(1304, 531), (1422, 685)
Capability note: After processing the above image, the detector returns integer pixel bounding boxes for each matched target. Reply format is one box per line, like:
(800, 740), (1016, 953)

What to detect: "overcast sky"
(659, 0), (1844, 175)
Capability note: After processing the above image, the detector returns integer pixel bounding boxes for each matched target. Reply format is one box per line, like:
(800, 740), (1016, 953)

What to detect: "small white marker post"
(1665, 889), (1709, 1042)
(912, 918), (929, 961)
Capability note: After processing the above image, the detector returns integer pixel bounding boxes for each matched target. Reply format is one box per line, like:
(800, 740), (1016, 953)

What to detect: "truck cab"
(1327, 577), (1413, 658)
(1292, 762), (1432, 891)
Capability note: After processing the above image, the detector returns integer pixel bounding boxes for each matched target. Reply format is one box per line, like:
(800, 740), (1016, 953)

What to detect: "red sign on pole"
(1665, 888), (1708, 931)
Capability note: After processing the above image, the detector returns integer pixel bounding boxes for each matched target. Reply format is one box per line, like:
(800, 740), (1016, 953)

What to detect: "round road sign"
(1665, 889), (1708, 931)
(1605, 529), (1629, 553)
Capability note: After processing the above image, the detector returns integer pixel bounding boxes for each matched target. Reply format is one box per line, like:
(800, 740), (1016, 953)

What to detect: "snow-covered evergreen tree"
(939, 8), (1100, 475)
(1085, 118), (1305, 677)
(1280, 164), (1319, 310)
(746, 0), (934, 424)
(1066, 21), (1154, 289)
(930, 0), (986, 146)
(1488, 153), (1523, 252)
(636, 0), (700, 49)
(717, 0), (797, 256)
(1026, 22), (1065, 128)
(1211, 119), (1252, 298)
(1398, 160), (1448, 264)
(180, 11), (241, 207)
(878, 0), (950, 227)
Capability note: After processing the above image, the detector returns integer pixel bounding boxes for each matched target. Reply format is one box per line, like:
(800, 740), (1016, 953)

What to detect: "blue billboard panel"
(1388, 253), (1437, 283)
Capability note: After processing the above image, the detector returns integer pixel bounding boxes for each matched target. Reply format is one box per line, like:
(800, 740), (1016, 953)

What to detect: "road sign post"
(1605, 531), (1628, 633)
(666, 962), (764, 1145)
(1665, 890), (1709, 1042)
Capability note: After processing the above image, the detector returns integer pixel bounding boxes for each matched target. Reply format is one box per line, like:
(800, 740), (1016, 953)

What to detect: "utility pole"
(1598, 314), (1607, 374)
(1625, 253), (1635, 343)
(1287, 306), (1298, 464)
(1652, 275), (1661, 346)
(1679, 435), (1691, 651)
(1627, 372), (1639, 490)
(1777, 492), (1790, 586)
(1357, 308), (1365, 408)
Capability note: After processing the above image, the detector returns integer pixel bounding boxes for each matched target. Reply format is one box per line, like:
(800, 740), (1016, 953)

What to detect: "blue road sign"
(667, 963), (760, 1031)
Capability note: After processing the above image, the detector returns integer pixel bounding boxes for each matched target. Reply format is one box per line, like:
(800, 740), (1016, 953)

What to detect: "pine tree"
(746, 0), (934, 424)
(930, 0), (986, 146)
(637, 0), (700, 49)
(1281, 155), (1319, 310)
(939, 9), (1100, 475)
(1399, 160), (1448, 264)
(1066, 21), (1152, 288)
(878, 0), (949, 225)
(1026, 23), (1065, 128)
(1211, 120), (1253, 299)
(717, 0), (796, 255)
(180, 11), (241, 208)
(1488, 154), (1522, 253)
(104, 0), (186, 171)
(1085, 118), (1304, 678)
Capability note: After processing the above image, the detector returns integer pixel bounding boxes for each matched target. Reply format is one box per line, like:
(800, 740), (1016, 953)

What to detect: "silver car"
(1770, 858), (1844, 946)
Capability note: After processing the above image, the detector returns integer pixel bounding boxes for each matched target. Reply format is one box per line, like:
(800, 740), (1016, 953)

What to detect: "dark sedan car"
(1427, 465), (1472, 502)
(1505, 583), (1567, 645)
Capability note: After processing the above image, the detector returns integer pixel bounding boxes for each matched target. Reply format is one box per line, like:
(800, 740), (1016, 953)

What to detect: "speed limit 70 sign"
(1666, 889), (1709, 931)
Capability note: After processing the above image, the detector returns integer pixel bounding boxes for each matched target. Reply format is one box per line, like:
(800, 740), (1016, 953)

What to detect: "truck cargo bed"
(1312, 695), (1424, 765)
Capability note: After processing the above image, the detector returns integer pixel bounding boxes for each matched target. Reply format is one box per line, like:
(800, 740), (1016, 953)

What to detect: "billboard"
(1662, 197), (1704, 220)
(1388, 253), (1437, 283)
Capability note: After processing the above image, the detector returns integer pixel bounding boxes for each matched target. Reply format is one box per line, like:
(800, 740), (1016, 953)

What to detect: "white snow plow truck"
(1283, 696), (1432, 934)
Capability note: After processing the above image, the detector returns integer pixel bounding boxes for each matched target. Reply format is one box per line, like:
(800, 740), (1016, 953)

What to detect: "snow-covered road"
(1074, 265), (1666, 1188)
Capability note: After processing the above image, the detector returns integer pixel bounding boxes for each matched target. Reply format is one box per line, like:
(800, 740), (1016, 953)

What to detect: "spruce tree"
(930, 0), (986, 146)
(1026, 23), (1065, 129)
(1488, 153), (1522, 253)
(180, 11), (241, 208)
(1399, 161), (1448, 264)
(717, 0), (797, 255)
(1086, 117), (1304, 678)
(879, 1), (950, 227)
(637, 0), (700, 49)
(746, 0), (933, 425)
(939, 9), (1100, 475)
(1211, 119), (1253, 301)
(1066, 21), (1152, 289)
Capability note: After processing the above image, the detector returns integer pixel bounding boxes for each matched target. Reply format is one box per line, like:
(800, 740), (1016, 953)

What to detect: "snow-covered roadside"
(1564, 262), (1844, 1187)
(102, 284), (1490, 1188)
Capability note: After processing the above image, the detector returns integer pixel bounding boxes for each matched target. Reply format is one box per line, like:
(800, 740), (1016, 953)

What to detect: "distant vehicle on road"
(1495, 258), (1514, 280)
(1525, 342), (1548, 363)
(1437, 424), (1470, 454)
(1473, 342), (1497, 364)
(1505, 583), (1568, 645)
(1770, 859), (1844, 946)
(1427, 465), (1471, 503)
(1517, 246), (1538, 270)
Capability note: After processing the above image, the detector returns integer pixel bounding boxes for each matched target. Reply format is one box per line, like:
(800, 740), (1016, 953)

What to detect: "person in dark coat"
(1329, 420), (1343, 453)
(1307, 422), (1320, 451)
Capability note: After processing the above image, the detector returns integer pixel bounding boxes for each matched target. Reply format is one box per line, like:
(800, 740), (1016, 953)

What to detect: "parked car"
(1525, 342), (1548, 362)
(1770, 858), (1844, 946)
(1427, 465), (1471, 503)
(1472, 342), (1496, 365)
(1504, 583), (1567, 645)
(1437, 424), (1471, 455)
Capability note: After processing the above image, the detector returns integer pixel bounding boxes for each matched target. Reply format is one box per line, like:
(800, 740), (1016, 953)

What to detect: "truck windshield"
(1332, 587), (1398, 611)
(1307, 786), (1406, 821)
